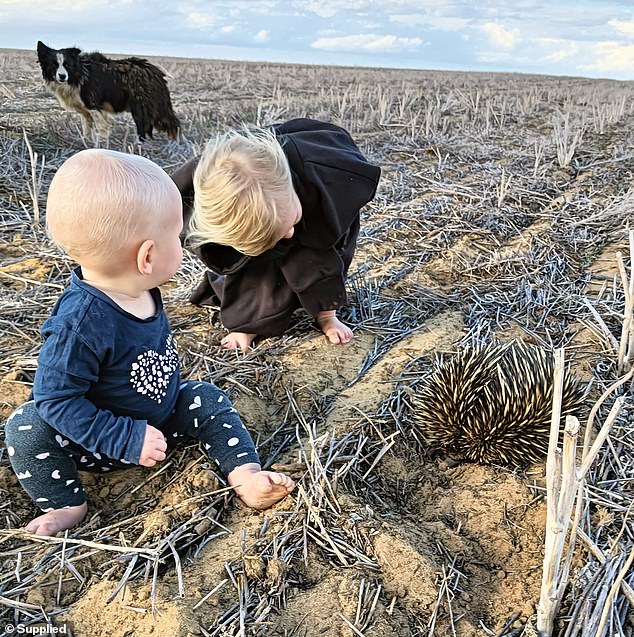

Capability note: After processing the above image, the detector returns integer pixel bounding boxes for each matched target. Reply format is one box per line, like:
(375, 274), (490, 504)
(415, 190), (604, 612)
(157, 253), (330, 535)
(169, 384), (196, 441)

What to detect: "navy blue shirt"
(33, 268), (181, 464)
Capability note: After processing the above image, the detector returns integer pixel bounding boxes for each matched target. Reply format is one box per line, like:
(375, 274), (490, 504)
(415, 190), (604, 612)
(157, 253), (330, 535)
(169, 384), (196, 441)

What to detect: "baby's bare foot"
(228, 463), (295, 510)
(317, 311), (353, 344)
(221, 332), (256, 353)
(25, 502), (88, 536)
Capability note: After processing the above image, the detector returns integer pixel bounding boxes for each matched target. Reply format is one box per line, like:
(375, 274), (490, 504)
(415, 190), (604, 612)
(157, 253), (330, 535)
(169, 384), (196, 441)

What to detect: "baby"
(4, 149), (294, 536)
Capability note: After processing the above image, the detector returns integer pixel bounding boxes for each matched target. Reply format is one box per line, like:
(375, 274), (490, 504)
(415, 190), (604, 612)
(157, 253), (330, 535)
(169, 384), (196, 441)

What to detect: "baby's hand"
(139, 424), (167, 467)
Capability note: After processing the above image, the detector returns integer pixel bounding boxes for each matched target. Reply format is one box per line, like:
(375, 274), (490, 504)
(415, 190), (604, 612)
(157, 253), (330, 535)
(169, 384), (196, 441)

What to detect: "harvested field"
(1, 47), (634, 636)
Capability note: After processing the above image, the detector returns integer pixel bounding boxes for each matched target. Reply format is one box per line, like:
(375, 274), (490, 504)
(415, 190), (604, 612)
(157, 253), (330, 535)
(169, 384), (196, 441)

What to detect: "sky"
(1, 0), (634, 80)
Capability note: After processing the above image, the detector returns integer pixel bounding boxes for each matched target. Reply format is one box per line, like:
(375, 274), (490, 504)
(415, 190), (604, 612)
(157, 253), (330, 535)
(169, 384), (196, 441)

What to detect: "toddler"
(171, 118), (381, 352)
(4, 149), (294, 536)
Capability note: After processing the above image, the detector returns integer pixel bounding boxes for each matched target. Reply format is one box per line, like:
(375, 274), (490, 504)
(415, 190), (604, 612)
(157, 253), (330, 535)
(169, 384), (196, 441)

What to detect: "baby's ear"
(136, 240), (155, 275)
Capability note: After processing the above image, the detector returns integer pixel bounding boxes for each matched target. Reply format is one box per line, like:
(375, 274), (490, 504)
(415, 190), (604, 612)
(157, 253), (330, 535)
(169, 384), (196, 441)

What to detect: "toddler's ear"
(136, 240), (155, 275)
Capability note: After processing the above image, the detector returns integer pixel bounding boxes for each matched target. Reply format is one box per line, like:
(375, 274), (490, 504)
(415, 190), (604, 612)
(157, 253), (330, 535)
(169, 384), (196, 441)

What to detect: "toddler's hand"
(139, 425), (167, 467)
(316, 310), (353, 344)
(221, 331), (256, 353)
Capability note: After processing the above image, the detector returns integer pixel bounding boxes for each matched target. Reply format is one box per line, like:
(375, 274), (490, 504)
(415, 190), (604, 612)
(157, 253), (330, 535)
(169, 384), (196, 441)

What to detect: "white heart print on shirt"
(129, 334), (178, 404)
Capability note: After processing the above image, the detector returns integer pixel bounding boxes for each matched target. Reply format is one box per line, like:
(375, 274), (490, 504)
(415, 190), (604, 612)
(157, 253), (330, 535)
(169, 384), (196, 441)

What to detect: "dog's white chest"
(47, 81), (84, 112)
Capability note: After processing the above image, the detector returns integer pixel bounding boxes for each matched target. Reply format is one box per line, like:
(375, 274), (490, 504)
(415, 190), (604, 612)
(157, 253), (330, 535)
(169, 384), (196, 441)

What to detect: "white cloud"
(541, 40), (579, 63)
(531, 38), (581, 64)
(588, 41), (634, 72)
(389, 13), (469, 31)
(187, 11), (215, 29)
(294, 0), (367, 18)
(221, 25), (236, 34)
(609, 19), (634, 38)
(0, 0), (118, 7)
(481, 22), (519, 49)
(312, 33), (423, 52)
(254, 29), (270, 43)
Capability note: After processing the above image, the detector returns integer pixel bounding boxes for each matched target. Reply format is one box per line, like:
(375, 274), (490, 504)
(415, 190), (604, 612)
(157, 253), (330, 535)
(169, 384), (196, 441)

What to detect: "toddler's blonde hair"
(188, 127), (295, 257)
(46, 149), (177, 266)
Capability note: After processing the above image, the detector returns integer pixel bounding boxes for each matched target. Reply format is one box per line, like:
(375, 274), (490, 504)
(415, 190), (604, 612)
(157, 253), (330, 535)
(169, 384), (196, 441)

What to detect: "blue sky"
(1, 0), (634, 80)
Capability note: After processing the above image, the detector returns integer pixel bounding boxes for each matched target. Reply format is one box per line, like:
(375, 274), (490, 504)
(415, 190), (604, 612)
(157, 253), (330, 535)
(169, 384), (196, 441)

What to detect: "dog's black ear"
(68, 47), (82, 57)
(37, 41), (50, 54)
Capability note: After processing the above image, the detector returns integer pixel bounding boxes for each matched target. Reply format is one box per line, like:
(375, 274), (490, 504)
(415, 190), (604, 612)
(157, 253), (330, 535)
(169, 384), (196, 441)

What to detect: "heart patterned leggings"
(4, 380), (261, 512)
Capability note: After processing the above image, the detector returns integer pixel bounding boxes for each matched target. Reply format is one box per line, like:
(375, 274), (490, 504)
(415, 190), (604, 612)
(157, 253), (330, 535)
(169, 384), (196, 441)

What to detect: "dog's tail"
(154, 109), (181, 140)
(127, 59), (180, 139)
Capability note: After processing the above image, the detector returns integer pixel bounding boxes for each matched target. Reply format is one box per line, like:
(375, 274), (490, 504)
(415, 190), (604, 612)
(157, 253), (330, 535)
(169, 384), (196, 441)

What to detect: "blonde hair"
(188, 127), (294, 257)
(46, 149), (177, 265)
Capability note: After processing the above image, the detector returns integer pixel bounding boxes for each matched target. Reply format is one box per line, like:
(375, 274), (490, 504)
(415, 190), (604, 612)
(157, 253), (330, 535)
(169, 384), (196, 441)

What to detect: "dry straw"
(536, 350), (628, 636)
(537, 235), (634, 637)
(615, 229), (634, 374)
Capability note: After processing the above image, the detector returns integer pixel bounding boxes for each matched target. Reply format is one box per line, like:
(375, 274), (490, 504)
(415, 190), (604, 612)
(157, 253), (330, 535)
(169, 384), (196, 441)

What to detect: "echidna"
(411, 341), (584, 467)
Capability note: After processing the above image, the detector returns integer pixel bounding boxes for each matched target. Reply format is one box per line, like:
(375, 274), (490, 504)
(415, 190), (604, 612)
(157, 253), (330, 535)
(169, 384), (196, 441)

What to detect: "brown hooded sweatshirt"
(171, 118), (381, 336)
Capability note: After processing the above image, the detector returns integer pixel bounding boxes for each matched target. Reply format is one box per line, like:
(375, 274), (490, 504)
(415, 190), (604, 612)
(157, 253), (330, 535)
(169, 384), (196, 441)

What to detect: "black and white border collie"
(36, 41), (180, 141)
